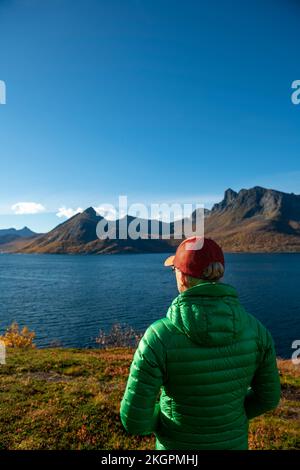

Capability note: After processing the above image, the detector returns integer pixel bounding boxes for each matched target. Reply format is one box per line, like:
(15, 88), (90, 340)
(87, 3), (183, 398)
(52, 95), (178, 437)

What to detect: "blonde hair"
(186, 261), (224, 287)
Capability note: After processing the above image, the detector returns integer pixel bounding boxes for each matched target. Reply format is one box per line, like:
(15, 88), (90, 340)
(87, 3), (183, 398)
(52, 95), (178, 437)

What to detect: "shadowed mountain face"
(0, 226), (38, 245)
(203, 186), (300, 251)
(13, 208), (103, 253)
(2, 187), (300, 254)
(0, 226), (37, 238)
(44, 207), (102, 244)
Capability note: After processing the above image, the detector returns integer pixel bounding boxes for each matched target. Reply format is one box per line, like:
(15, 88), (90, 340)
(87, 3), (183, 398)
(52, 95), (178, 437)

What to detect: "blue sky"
(0, 0), (300, 232)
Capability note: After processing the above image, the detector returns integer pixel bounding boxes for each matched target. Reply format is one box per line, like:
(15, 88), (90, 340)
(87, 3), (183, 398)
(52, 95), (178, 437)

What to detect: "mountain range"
(1, 186), (300, 254)
(0, 226), (38, 246)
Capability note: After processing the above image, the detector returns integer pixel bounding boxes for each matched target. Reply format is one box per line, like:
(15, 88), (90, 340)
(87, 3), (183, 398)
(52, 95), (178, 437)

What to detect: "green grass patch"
(0, 349), (299, 450)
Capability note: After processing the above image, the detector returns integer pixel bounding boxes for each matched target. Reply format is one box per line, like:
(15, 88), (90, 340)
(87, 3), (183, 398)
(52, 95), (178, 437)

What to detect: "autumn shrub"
(96, 323), (142, 349)
(0, 322), (36, 348)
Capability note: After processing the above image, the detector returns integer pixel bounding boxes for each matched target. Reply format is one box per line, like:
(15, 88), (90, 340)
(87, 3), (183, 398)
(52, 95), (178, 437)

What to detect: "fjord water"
(0, 253), (299, 357)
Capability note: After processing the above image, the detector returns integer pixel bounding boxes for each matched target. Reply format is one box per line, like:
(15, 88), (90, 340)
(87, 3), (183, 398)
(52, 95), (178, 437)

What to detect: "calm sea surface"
(0, 253), (299, 357)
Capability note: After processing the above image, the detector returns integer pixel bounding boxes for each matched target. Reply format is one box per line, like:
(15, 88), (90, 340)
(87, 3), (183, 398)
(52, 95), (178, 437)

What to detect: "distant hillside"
(2, 186), (300, 254)
(0, 226), (38, 246)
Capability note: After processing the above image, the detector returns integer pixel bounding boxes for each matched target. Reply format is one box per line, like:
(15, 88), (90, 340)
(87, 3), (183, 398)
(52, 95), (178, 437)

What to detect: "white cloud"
(94, 205), (118, 221)
(56, 206), (83, 219)
(11, 202), (46, 215)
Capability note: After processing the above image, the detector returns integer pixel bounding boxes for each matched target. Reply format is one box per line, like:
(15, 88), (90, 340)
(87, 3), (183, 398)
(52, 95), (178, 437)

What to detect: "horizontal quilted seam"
(165, 362), (256, 378)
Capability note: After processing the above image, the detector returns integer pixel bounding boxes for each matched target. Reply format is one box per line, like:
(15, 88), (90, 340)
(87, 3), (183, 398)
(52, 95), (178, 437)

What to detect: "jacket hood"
(166, 282), (248, 347)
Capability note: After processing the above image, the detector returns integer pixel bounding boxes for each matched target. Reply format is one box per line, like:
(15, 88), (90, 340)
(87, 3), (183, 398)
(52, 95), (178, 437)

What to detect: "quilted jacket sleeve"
(120, 322), (166, 435)
(244, 328), (281, 420)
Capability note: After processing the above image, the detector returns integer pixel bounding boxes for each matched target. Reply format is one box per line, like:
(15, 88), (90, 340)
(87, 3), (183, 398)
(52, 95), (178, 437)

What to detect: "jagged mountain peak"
(82, 207), (97, 217)
(206, 186), (300, 234)
(223, 188), (238, 204)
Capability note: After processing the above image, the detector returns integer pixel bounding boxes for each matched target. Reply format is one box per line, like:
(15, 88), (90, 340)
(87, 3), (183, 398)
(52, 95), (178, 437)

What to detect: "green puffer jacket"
(120, 282), (281, 450)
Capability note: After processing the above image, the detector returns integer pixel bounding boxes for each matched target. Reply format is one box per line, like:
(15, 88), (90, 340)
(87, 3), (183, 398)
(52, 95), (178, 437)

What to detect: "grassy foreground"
(0, 347), (299, 450)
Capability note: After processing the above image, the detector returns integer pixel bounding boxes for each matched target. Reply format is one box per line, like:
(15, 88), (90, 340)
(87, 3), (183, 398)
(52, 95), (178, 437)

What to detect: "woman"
(120, 236), (281, 450)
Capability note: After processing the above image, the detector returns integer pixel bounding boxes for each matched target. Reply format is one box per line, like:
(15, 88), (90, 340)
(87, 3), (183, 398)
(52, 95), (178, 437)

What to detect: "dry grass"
(0, 348), (299, 450)
(248, 359), (300, 450)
